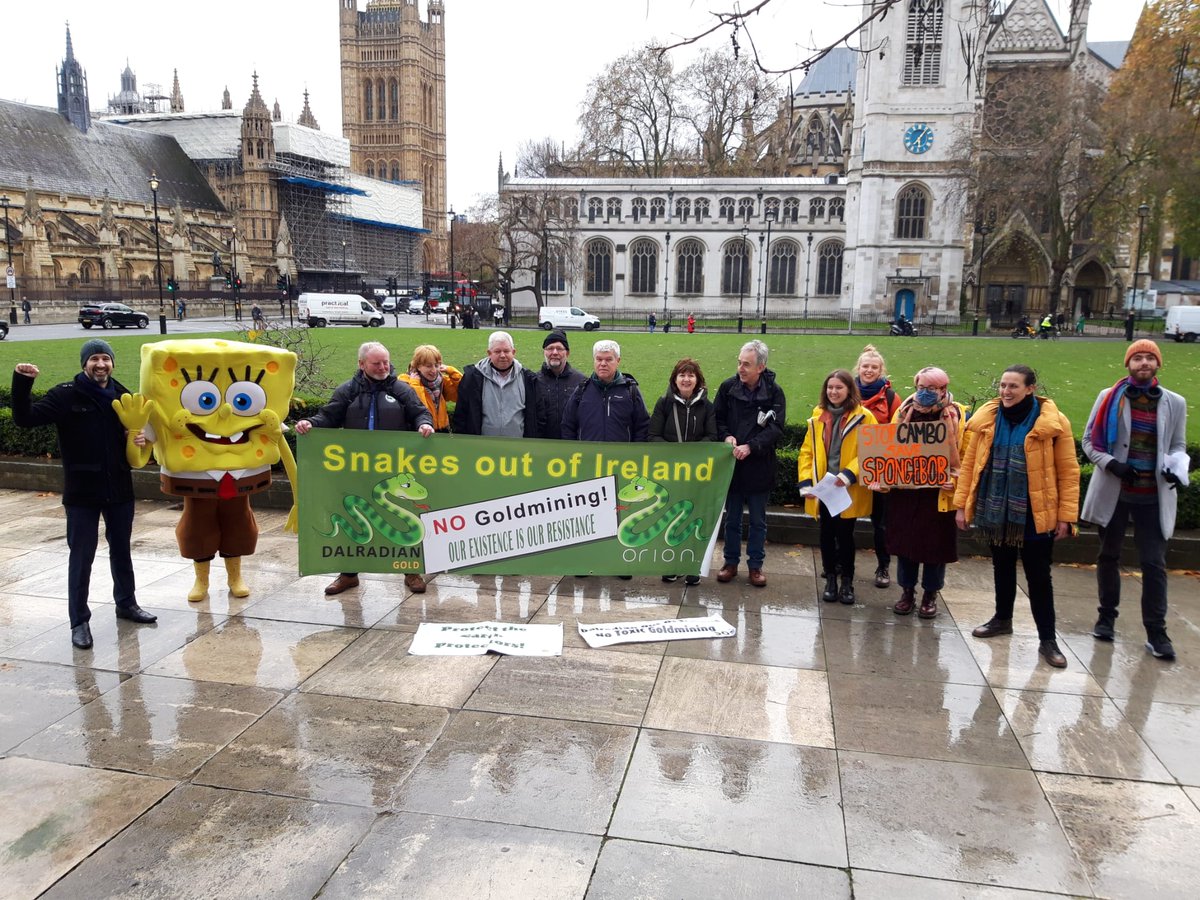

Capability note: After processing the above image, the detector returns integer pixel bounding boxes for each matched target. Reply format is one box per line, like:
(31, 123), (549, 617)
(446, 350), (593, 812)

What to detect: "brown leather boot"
(717, 564), (737, 583)
(893, 587), (916, 616)
(404, 574), (427, 594)
(918, 590), (939, 619)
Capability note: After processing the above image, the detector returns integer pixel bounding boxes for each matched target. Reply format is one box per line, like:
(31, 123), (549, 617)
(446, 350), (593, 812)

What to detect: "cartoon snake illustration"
(617, 476), (707, 547)
(321, 474), (429, 546)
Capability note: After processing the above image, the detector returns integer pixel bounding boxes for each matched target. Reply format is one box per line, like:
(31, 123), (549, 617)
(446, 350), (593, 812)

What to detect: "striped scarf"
(1088, 375), (1159, 454)
(974, 398), (1038, 546)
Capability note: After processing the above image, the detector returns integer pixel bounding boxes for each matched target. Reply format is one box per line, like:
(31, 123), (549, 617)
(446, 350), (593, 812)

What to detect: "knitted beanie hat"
(1124, 338), (1161, 368)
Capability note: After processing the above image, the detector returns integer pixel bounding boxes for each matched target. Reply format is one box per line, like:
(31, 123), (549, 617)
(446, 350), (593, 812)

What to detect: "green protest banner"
(297, 432), (735, 577)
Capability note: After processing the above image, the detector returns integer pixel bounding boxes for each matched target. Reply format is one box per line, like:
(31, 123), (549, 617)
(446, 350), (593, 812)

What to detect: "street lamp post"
(447, 208), (456, 313)
(341, 240), (347, 293)
(803, 231), (814, 328)
(1, 196), (15, 325)
(760, 210), (776, 334)
(148, 172), (167, 334)
(737, 225), (749, 333)
(972, 218), (993, 336)
(231, 227), (240, 320)
(1132, 202), (1150, 321)
(662, 230), (671, 319)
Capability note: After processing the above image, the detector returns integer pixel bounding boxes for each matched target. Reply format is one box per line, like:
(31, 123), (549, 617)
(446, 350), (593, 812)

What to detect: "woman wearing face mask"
(650, 357), (717, 585)
(877, 367), (966, 619)
(798, 370), (877, 604)
(954, 365), (1079, 668)
(400, 344), (462, 433)
(854, 345), (901, 589)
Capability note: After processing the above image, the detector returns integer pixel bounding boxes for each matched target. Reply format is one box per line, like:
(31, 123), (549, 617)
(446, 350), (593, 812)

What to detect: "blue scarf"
(974, 398), (1038, 546)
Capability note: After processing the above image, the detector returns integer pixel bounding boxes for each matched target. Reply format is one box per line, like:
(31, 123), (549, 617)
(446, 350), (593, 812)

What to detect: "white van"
(538, 306), (600, 331)
(1164, 305), (1200, 343)
(298, 293), (384, 328)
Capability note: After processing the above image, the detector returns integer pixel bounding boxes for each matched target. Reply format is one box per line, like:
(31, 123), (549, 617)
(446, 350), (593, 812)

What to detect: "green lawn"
(3, 326), (1198, 442)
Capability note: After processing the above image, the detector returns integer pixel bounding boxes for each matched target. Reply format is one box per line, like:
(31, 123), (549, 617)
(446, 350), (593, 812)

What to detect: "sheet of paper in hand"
(578, 615), (735, 648)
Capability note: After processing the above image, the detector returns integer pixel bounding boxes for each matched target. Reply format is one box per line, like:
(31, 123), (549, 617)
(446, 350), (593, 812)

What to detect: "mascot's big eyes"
(226, 382), (267, 416)
(180, 381), (222, 414)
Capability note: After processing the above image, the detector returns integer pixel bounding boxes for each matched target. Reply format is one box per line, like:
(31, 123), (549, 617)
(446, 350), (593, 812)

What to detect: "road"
(0, 314), (452, 342)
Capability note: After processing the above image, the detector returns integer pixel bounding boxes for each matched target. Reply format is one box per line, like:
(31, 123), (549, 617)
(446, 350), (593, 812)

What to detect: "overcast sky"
(2, 0), (1144, 212)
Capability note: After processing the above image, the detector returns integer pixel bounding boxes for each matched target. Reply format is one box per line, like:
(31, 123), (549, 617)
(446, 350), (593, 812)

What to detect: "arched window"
(585, 239), (612, 293)
(675, 239), (704, 294)
(45, 224), (59, 243)
(828, 197), (845, 222)
(809, 198), (826, 223)
(722, 241), (751, 295)
(118, 229), (130, 248)
(738, 198), (755, 222)
(769, 241), (798, 296)
(364, 81), (373, 121)
(376, 78), (386, 121)
(389, 79), (399, 120)
(542, 250), (566, 293)
(391, 162), (400, 182)
(631, 197), (647, 222)
(366, 161), (375, 178)
(903, 0), (944, 86)
(817, 240), (845, 295)
(719, 197), (735, 223)
(79, 260), (95, 285)
(764, 197), (780, 220)
(587, 198), (602, 223)
(783, 198), (800, 223)
(694, 198), (710, 221)
(565, 198), (579, 219)
(895, 184), (930, 239)
(675, 197), (691, 222)
(606, 198), (622, 221)
(829, 114), (843, 156)
(650, 197), (665, 221)
(629, 239), (658, 294)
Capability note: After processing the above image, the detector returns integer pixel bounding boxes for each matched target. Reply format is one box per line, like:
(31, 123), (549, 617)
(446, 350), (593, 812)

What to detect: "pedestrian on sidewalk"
(21, 298), (31, 324)
(955, 365), (1079, 669)
(878, 366), (966, 619)
(648, 312), (657, 333)
(798, 370), (876, 605)
(10, 339), (158, 649)
(853, 344), (901, 588)
(1081, 339), (1187, 660)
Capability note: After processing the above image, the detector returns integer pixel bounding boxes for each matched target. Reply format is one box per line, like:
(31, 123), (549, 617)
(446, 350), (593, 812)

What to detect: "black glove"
(1106, 460), (1137, 483)
(1164, 469), (1184, 490)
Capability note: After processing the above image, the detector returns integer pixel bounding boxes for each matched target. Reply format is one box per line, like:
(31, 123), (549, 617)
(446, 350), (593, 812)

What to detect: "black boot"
(822, 574), (838, 603)
(839, 578), (856, 605)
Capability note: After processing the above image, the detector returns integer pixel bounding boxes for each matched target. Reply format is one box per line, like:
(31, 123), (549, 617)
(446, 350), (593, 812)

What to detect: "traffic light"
(166, 277), (176, 293)
(225, 273), (232, 289)
(234, 276), (242, 289)
(276, 275), (288, 292)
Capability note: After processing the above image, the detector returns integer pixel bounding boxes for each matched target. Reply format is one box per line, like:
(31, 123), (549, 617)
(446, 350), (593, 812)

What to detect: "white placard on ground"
(408, 621), (564, 656)
(577, 615), (735, 648)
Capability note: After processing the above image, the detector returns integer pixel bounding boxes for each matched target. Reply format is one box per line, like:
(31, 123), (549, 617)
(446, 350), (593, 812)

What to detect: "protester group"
(11, 329), (1187, 667)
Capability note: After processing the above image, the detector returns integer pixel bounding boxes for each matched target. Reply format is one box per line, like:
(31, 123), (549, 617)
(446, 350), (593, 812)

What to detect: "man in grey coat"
(1081, 339), (1187, 660)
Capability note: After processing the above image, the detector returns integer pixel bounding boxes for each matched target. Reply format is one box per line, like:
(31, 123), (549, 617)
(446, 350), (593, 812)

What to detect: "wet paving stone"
(609, 729), (846, 866)
(195, 693), (448, 807)
(670, 606), (825, 670)
(587, 839), (851, 899)
(241, 575), (403, 628)
(1, 661), (123, 752)
(530, 597), (679, 656)
(643, 656), (834, 748)
(1114, 695), (1200, 786)
(0, 594), (78, 654)
(849, 869), (1065, 898)
(12, 674), (281, 779)
(321, 812), (599, 899)
(39, 783), (375, 900)
(0, 757), (175, 900)
(820, 617), (987, 684)
(960, 631), (1104, 696)
(394, 710), (636, 833)
(839, 751), (1090, 894)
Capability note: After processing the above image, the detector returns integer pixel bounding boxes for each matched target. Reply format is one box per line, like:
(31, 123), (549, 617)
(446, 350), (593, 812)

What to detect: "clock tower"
(843, 0), (990, 319)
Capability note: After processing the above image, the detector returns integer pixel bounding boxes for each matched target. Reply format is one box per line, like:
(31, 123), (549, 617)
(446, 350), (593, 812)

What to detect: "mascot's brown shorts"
(176, 497), (258, 561)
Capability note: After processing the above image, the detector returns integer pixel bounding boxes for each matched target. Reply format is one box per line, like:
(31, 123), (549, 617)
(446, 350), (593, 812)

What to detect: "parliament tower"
(339, 0), (447, 271)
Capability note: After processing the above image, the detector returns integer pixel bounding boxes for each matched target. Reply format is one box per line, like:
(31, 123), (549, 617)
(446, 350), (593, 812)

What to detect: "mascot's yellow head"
(139, 339), (296, 472)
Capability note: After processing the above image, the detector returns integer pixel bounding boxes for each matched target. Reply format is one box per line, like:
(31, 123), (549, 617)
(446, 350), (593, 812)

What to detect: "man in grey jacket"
(452, 331), (539, 437)
(1081, 339), (1187, 660)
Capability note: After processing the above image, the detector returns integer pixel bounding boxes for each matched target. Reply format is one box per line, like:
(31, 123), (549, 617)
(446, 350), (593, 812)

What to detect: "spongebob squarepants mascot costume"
(113, 339), (298, 600)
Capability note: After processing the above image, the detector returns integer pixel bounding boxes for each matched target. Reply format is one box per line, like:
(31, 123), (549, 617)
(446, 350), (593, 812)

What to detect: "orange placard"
(858, 422), (953, 489)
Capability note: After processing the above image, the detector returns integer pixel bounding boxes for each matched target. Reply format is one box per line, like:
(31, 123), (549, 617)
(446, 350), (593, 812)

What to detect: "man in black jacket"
(296, 341), (434, 595)
(533, 330), (585, 440)
(12, 339), (158, 650)
(452, 331), (539, 437)
(714, 340), (786, 588)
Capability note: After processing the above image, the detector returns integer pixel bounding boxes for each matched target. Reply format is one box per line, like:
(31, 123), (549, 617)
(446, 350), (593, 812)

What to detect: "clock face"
(904, 123), (934, 154)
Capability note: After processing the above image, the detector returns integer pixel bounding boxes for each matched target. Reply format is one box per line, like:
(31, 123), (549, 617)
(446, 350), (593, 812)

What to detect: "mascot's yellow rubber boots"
(225, 557), (250, 597)
(188, 560), (210, 602)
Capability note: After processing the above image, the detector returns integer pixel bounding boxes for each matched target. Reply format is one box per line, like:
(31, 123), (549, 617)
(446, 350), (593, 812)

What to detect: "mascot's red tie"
(218, 472), (237, 500)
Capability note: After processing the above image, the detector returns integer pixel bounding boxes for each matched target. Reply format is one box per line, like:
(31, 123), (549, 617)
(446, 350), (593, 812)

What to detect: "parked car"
(380, 296), (399, 312)
(0, 319), (8, 340)
(79, 302), (150, 330)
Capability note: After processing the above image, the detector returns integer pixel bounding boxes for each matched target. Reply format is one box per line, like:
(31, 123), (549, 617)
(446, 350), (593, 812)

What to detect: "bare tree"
(494, 188), (579, 308)
(679, 48), (780, 174)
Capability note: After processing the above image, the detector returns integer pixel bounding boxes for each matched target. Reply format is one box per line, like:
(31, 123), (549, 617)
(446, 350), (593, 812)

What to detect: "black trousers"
(819, 504), (858, 581)
(990, 538), (1056, 641)
(1097, 500), (1168, 633)
(66, 501), (136, 627)
(870, 493), (890, 570)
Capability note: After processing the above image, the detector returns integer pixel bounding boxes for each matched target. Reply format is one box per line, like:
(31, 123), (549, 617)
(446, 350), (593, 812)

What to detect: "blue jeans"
(896, 556), (945, 593)
(66, 502), (136, 627)
(723, 490), (768, 570)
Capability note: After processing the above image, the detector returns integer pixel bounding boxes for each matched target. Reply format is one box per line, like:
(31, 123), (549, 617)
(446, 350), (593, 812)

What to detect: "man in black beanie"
(11, 338), (157, 650)
(534, 330), (586, 440)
